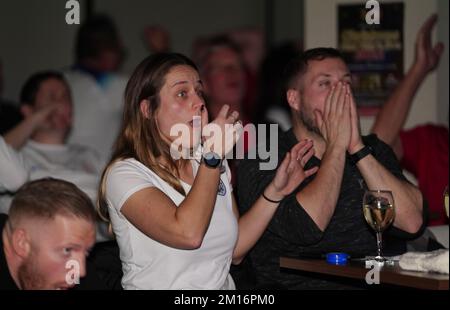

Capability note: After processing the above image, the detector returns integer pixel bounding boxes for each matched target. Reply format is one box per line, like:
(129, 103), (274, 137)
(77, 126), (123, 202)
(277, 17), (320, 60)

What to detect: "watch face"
(204, 152), (221, 168)
(204, 152), (218, 160)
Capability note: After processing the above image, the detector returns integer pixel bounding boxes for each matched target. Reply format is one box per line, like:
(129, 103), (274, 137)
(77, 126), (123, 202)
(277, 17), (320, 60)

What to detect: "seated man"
(1, 178), (96, 290)
(0, 71), (104, 238)
(237, 48), (426, 289)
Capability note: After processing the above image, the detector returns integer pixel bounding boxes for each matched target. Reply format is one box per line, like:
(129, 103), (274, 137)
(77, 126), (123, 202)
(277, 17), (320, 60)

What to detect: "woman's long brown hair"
(97, 53), (199, 221)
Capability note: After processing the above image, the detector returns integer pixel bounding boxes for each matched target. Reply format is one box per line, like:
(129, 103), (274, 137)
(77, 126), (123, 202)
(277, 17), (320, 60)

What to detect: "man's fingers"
(348, 88), (360, 133)
(336, 83), (349, 115)
(324, 85), (335, 118)
(331, 82), (344, 115)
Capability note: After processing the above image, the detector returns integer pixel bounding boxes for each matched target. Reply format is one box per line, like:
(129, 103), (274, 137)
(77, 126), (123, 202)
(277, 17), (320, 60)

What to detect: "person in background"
(0, 71), (107, 241)
(371, 14), (448, 226)
(64, 15), (128, 162)
(194, 36), (249, 124)
(228, 27), (265, 120)
(0, 179), (96, 290)
(256, 41), (303, 130)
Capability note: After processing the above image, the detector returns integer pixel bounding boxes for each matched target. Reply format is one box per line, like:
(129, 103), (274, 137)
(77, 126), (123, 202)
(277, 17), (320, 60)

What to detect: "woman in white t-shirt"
(98, 53), (317, 290)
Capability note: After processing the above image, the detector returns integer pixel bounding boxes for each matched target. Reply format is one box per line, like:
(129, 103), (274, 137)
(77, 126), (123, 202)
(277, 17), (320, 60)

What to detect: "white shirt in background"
(64, 69), (128, 162)
(0, 136), (109, 241)
(105, 158), (238, 290)
(0, 137), (28, 192)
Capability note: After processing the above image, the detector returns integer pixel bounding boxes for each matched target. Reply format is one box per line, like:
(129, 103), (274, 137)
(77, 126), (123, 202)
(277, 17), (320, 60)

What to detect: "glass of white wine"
(363, 190), (395, 262)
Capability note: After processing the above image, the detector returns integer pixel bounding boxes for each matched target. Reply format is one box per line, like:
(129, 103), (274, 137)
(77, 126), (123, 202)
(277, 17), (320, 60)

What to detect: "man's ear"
(11, 229), (31, 259)
(139, 99), (151, 119)
(20, 105), (33, 118)
(286, 89), (301, 112)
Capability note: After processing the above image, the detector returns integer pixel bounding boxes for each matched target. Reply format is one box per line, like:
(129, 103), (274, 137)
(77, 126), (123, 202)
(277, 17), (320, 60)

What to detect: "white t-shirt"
(0, 139), (102, 214)
(0, 137), (28, 193)
(105, 158), (239, 290)
(64, 69), (128, 162)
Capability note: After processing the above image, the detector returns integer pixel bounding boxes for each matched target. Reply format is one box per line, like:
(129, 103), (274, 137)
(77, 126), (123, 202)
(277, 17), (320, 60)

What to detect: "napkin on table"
(399, 249), (449, 275)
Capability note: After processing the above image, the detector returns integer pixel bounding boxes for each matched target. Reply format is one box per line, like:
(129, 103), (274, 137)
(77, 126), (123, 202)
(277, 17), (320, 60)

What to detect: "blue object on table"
(326, 252), (349, 265)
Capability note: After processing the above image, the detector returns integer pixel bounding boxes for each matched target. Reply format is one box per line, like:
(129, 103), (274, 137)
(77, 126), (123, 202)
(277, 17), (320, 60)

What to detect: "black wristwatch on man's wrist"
(349, 145), (373, 165)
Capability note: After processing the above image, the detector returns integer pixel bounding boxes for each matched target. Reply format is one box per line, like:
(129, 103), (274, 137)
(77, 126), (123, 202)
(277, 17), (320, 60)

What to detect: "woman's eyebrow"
(170, 80), (188, 88)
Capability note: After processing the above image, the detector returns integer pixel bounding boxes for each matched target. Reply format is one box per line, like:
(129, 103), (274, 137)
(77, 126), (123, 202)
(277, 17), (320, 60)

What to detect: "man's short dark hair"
(284, 47), (346, 90)
(9, 178), (96, 227)
(75, 15), (122, 61)
(20, 71), (67, 106)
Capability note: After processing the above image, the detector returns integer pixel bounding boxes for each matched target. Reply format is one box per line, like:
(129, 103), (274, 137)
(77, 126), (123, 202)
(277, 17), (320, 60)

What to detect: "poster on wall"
(338, 2), (404, 115)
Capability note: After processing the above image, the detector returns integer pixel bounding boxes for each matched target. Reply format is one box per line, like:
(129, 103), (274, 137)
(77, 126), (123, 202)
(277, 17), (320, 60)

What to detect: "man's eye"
(319, 81), (330, 87)
(63, 248), (72, 256)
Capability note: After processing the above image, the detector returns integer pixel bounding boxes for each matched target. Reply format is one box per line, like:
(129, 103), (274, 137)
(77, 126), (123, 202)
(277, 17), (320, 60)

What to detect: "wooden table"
(280, 257), (449, 290)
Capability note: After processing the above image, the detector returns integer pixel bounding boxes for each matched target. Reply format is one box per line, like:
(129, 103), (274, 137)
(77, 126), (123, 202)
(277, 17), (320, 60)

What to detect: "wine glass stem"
(376, 231), (383, 258)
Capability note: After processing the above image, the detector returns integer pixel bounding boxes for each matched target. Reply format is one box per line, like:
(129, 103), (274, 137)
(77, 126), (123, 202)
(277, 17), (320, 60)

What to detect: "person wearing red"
(400, 125), (448, 225)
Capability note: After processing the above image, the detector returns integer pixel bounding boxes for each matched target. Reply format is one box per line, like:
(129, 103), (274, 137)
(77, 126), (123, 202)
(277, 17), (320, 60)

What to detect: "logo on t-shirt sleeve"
(218, 179), (226, 196)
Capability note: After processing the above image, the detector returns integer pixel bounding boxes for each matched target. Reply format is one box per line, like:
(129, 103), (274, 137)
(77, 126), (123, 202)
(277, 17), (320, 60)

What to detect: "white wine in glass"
(363, 190), (395, 262)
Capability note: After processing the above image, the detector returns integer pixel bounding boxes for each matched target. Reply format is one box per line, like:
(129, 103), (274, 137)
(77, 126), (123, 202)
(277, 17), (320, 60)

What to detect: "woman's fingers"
(292, 140), (313, 161)
(304, 166), (319, 178)
(215, 104), (239, 124)
(227, 111), (240, 124)
(300, 146), (315, 166)
(285, 140), (314, 174)
(290, 140), (308, 159)
(204, 104), (241, 157)
(217, 104), (230, 119)
(278, 151), (291, 174)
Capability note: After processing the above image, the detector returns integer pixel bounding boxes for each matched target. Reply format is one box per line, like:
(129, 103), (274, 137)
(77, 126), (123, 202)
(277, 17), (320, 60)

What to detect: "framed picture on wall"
(338, 2), (404, 116)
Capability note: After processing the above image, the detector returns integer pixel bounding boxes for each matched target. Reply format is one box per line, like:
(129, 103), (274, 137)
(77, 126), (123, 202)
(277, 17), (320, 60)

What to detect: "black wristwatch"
(349, 145), (373, 165)
(202, 152), (222, 169)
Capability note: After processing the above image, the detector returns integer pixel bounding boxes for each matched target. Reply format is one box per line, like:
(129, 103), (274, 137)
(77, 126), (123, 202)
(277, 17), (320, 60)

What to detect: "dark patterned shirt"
(236, 128), (427, 289)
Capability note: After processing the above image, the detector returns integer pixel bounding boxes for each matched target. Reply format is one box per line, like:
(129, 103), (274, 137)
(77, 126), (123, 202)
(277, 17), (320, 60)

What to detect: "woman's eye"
(319, 81), (330, 87)
(177, 91), (187, 98)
